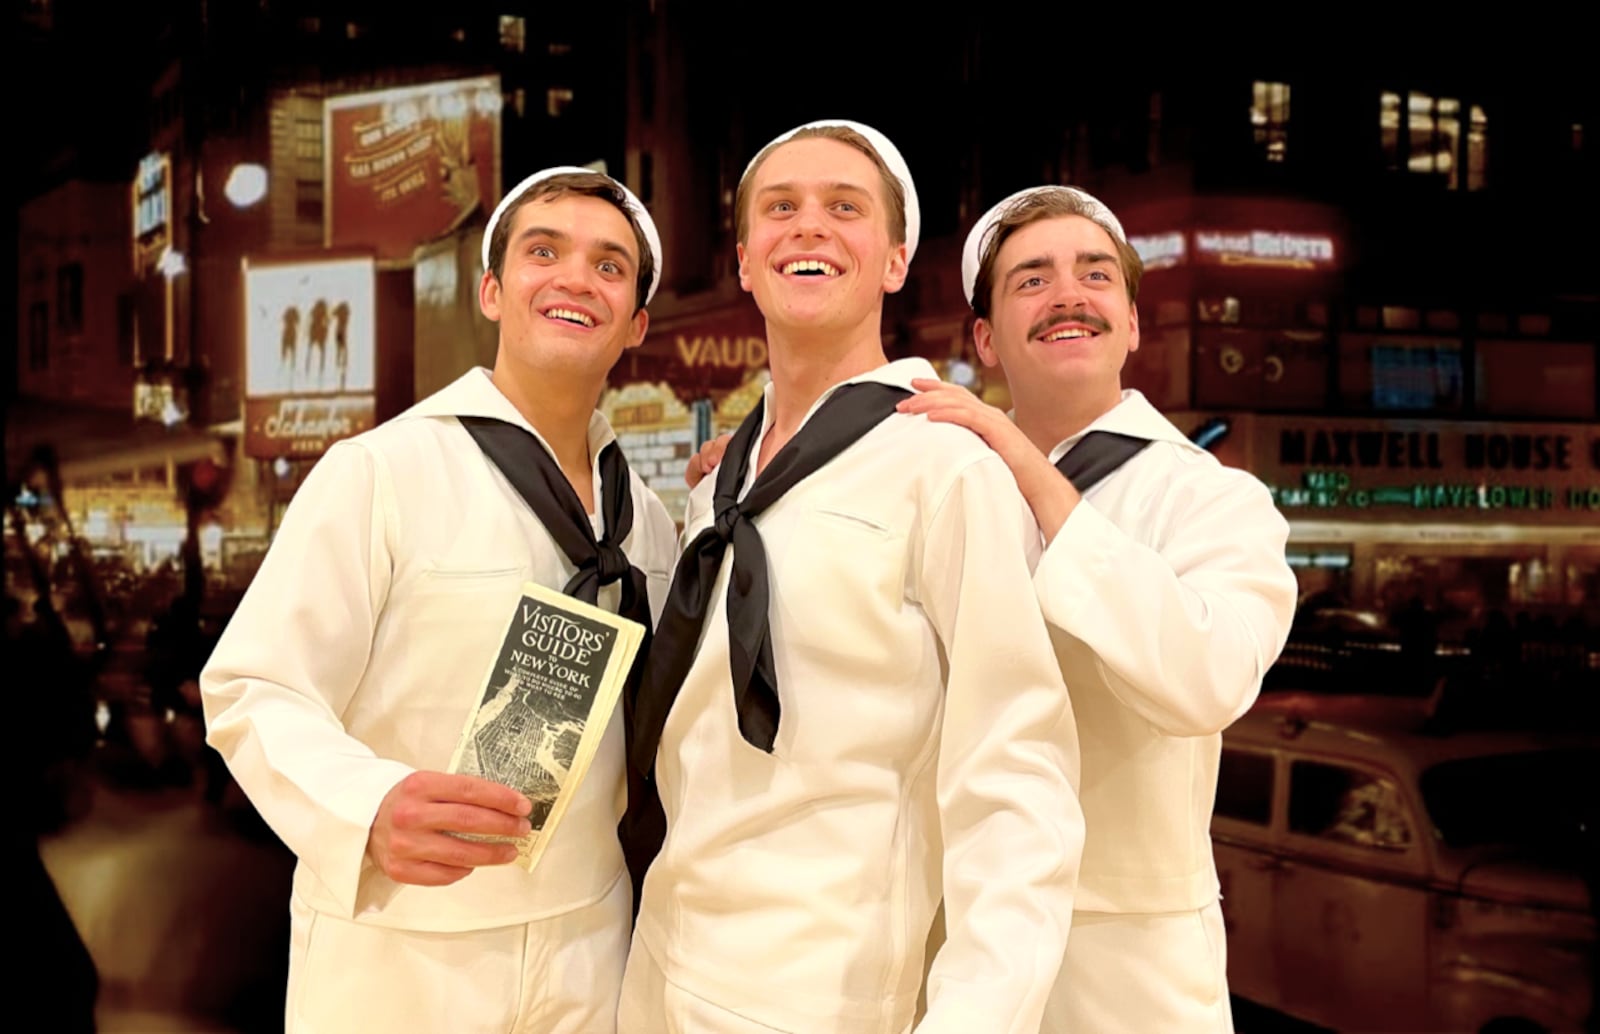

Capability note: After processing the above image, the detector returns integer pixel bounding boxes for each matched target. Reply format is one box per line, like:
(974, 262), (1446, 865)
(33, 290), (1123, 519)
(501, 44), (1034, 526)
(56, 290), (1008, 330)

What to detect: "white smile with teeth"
(544, 307), (594, 327)
(781, 259), (841, 277)
(1043, 327), (1095, 342)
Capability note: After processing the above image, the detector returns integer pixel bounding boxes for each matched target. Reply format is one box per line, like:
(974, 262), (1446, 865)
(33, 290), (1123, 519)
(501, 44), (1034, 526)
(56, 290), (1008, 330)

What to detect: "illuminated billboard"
(131, 151), (172, 274)
(243, 255), (377, 459)
(1255, 416), (1600, 525)
(324, 76), (502, 261)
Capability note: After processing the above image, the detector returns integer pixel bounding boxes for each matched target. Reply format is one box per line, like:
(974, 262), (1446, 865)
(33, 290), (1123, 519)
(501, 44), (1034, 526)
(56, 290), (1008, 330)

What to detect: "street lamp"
(223, 163), (268, 208)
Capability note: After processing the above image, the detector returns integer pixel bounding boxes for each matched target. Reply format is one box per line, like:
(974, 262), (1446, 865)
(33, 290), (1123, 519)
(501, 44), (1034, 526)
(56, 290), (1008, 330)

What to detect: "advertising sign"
(1255, 416), (1600, 523)
(324, 76), (502, 261)
(243, 255), (377, 458)
(132, 151), (172, 274)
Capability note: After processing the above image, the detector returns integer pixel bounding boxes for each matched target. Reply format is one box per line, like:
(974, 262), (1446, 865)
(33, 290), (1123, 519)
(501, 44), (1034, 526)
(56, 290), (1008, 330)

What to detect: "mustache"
(1028, 311), (1111, 340)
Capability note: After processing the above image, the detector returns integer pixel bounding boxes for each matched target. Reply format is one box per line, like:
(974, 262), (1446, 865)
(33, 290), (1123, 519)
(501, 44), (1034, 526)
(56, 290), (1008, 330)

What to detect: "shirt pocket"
(410, 566), (528, 642)
(767, 506), (917, 761)
(381, 567), (528, 765)
(773, 504), (903, 646)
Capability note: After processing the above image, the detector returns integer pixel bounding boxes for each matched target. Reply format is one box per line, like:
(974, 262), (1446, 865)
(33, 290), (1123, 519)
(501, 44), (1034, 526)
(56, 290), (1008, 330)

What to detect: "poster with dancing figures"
(446, 581), (644, 873)
(244, 256), (376, 398)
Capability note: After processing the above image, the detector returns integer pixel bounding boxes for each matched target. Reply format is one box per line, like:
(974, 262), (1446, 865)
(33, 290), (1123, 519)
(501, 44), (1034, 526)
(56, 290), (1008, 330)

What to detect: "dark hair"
(486, 172), (655, 312)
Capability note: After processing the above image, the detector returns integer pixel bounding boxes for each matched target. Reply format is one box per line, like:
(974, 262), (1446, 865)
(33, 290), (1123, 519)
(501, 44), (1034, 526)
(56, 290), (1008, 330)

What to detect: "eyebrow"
(515, 225), (568, 248)
(757, 181), (873, 199)
(1002, 256), (1056, 284)
(1003, 250), (1119, 284)
(514, 225), (635, 266)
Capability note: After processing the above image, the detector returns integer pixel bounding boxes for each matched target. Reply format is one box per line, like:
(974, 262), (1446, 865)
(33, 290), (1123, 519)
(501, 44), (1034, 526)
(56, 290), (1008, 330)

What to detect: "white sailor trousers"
(617, 937), (876, 1034)
(1041, 900), (1233, 1034)
(285, 871), (630, 1034)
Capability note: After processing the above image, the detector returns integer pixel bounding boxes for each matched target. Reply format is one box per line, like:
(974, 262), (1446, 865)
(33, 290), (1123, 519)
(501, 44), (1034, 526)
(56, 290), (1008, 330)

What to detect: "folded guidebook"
(446, 580), (645, 872)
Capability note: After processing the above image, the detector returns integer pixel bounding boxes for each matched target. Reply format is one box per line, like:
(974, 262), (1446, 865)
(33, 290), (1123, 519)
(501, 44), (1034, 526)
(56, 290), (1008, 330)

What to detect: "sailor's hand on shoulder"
(685, 433), (733, 489)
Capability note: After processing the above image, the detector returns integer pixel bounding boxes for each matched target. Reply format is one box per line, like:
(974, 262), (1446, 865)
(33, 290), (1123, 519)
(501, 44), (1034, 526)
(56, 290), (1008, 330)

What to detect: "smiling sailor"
(616, 121), (1085, 1034)
(897, 183), (1298, 1033)
(201, 166), (679, 1033)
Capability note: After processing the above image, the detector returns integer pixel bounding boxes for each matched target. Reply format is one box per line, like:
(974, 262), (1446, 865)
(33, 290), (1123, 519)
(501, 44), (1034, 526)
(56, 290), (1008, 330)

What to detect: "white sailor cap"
(960, 185), (1127, 307)
(482, 165), (663, 305)
(743, 119), (921, 264)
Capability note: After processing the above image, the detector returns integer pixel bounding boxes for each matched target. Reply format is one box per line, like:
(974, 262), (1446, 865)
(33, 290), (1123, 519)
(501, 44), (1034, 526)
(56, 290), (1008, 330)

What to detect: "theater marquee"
(1255, 416), (1600, 523)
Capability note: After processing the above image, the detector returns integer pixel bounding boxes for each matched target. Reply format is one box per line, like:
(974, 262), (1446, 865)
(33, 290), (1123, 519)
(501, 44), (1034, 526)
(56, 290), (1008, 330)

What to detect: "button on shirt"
(635, 358), (1084, 1034)
(202, 368), (679, 931)
(1033, 390), (1297, 915)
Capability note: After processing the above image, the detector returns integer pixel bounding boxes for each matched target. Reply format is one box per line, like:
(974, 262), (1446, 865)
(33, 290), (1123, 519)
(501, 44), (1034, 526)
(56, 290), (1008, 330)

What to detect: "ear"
(972, 318), (1001, 369)
(1127, 302), (1141, 355)
(881, 242), (909, 294)
(736, 242), (753, 293)
(623, 307), (649, 351)
(478, 270), (502, 322)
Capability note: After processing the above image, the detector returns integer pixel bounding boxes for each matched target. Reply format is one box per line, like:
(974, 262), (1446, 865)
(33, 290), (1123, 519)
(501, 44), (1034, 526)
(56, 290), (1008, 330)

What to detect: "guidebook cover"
(446, 580), (644, 872)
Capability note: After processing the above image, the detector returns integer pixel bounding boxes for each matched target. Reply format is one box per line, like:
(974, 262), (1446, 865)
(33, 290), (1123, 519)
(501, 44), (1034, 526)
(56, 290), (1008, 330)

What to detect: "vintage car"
(1215, 693), (1596, 1033)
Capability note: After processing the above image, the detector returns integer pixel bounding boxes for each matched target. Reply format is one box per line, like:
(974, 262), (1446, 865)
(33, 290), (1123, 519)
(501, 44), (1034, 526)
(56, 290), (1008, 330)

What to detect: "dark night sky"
(9, 4), (1594, 404)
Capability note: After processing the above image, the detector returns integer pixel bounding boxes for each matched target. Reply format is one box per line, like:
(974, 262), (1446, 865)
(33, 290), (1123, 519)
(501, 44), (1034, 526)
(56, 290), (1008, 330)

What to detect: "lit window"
(548, 42), (573, 56)
(1381, 305), (1420, 331)
(547, 87), (574, 118)
(293, 118), (322, 162)
(1251, 81), (1290, 162)
(512, 88), (526, 118)
(1340, 335), (1464, 413)
(1380, 92), (1401, 170)
(1408, 92), (1459, 183)
(1198, 296), (1242, 324)
(499, 15), (525, 52)
(1380, 90), (1488, 191)
(1467, 105), (1488, 191)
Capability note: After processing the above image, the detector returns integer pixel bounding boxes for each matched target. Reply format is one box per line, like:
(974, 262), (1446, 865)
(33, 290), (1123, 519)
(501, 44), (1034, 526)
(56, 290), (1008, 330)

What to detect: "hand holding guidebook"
(447, 580), (645, 873)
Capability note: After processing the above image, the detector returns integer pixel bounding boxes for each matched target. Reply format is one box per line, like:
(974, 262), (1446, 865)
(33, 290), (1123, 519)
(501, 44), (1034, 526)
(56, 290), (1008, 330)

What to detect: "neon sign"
(1194, 230), (1335, 270)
